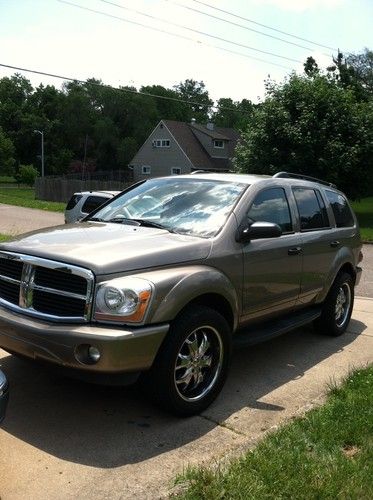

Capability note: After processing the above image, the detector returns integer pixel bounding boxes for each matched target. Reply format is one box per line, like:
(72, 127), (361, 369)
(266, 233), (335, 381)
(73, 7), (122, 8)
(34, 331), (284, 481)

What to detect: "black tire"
(143, 306), (232, 416)
(314, 272), (354, 336)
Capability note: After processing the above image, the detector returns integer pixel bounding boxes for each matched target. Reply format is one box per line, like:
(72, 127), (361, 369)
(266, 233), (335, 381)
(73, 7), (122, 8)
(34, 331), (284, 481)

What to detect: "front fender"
(135, 266), (239, 330)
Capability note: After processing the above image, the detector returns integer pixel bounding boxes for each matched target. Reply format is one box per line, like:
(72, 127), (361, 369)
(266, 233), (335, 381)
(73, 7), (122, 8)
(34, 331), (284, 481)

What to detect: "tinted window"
(66, 194), (82, 210)
(293, 188), (329, 230)
(325, 190), (355, 227)
(247, 188), (292, 232)
(82, 196), (108, 214)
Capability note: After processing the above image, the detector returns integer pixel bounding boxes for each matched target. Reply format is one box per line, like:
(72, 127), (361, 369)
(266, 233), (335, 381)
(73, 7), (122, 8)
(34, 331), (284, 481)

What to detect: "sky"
(0, 0), (372, 104)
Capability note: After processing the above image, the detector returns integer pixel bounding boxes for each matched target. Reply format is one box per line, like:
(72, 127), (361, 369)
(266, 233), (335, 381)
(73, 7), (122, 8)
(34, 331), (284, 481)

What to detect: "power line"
(89, 0), (302, 64)
(165, 0), (332, 57)
(57, 0), (302, 66)
(190, 0), (338, 53)
(0, 62), (250, 114)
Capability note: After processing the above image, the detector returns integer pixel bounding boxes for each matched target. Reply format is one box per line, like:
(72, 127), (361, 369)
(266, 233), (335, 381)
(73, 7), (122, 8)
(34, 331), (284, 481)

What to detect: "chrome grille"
(0, 252), (94, 322)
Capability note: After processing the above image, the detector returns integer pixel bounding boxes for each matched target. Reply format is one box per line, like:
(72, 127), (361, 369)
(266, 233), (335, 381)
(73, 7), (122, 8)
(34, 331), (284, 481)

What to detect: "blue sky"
(0, 0), (372, 103)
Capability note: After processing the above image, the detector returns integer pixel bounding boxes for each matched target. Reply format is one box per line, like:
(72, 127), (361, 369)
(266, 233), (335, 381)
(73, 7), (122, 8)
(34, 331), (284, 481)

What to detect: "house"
(129, 119), (240, 181)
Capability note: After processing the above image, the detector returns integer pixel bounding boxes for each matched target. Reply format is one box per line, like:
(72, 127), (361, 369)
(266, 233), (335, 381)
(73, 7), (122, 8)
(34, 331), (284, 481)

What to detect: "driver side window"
(247, 188), (293, 233)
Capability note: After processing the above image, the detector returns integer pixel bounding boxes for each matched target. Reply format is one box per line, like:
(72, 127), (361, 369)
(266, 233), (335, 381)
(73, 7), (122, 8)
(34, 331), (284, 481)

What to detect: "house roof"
(163, 120), (240, 171)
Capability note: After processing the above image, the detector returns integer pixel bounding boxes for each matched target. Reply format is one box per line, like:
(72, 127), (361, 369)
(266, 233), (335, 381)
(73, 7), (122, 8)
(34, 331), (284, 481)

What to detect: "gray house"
(129, 120), (240, 182)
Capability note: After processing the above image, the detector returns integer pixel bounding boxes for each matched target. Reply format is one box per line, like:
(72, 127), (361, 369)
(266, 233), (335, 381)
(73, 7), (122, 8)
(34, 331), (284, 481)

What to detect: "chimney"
(206, 122), (214, 131)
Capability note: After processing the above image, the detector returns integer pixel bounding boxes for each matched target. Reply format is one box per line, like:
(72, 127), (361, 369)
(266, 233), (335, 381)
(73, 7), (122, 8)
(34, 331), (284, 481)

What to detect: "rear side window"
(82, 196), (108, 214)
(325, 190), (355, 227)
(247, 188), (293, 232)
(293, 187), (330, 230)
(66, 194), (82, 210)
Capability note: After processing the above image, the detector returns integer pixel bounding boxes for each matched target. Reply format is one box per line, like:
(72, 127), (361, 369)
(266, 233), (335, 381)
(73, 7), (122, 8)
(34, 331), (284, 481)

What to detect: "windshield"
(90, 177), (247, 237)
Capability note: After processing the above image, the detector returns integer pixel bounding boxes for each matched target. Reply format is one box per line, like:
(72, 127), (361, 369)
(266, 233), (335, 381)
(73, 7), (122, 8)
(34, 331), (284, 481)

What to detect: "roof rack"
(273, 171), (337, 188)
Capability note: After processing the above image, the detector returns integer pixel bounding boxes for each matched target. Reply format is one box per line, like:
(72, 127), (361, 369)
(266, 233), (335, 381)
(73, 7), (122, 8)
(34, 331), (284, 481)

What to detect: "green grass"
(351, 197), (373, 242)
(175, 366), (373, 499)
(0, 234), (11, 242)
(0, 188), (65, 212)
(0, 175), (16, 183)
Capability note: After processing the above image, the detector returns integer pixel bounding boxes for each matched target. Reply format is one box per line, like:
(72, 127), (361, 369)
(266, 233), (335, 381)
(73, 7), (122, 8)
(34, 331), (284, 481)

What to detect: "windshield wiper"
(132, 218), (176, 233)
(90, 216), (176, 233)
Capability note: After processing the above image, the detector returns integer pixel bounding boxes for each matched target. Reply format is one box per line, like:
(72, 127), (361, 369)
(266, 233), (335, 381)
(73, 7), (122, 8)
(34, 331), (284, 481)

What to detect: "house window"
(171, 167), (181, 175)
(213, 140), (224, 148)
(153, 139), (170, 148)
(142, 165), (151, 175)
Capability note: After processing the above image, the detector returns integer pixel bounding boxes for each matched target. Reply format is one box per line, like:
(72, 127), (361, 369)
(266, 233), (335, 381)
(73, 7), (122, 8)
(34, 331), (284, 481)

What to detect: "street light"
(33, 129), (44, 177)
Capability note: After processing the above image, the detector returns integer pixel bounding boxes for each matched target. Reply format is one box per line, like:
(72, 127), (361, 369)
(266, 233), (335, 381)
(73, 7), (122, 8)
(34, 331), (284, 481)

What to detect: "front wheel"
(144, 306), (232, 416)
(314, 272), (354, 336)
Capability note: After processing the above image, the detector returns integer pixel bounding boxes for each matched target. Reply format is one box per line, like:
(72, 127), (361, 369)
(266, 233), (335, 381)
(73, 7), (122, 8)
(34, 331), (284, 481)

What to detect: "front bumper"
(0, 304), (169, 380)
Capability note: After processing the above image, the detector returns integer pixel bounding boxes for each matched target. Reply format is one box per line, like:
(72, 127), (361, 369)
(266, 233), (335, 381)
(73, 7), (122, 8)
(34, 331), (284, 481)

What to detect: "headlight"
(94, 277), (153, 323)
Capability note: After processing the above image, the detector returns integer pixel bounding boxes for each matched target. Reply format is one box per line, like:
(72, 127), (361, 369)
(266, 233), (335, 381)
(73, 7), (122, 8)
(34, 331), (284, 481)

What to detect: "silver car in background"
(64, 190), (120, 223)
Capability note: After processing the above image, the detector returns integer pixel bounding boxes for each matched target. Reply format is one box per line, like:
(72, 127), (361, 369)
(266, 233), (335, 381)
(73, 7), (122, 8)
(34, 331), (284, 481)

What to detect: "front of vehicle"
(0, 175), (248, 383)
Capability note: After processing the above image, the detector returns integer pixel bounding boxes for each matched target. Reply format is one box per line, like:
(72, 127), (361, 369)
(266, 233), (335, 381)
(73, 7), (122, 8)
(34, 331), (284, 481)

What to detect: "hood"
(0, 222), (212, 275)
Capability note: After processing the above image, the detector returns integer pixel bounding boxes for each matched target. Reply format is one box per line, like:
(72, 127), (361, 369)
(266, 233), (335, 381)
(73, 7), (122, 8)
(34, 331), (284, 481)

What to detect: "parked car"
(0, 172), (363, 416)
(64, 190), (120, 223)
(0, 369), (9, 423)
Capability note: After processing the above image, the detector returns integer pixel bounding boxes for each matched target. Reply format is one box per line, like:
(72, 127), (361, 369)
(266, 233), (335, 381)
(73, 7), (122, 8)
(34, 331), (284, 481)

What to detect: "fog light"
(88, 346), (101, 363)
(74, 344), (101, 365)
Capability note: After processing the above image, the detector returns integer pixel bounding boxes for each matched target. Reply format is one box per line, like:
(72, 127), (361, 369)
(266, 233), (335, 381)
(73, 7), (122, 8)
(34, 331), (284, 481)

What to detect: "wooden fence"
(35, 178), (132, 202)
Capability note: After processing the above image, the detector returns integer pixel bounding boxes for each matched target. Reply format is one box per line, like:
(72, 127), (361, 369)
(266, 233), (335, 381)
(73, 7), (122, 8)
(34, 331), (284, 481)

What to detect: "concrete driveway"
(0, 298), (372, 499)
(0, 204), (64, 235)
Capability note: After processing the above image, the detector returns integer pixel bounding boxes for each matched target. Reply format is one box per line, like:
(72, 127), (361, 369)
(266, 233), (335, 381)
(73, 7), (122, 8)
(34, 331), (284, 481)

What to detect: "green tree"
(17, 164), (39, 186)
(0, 127), (15, 175)
(234, 73), (373, 199)
(174, 79), (213, 123)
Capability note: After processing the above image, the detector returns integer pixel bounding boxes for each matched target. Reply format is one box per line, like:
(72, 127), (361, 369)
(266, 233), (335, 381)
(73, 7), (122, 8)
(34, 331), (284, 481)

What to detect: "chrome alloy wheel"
(174, 326), (223, 402)
(335, 282), (351, 328)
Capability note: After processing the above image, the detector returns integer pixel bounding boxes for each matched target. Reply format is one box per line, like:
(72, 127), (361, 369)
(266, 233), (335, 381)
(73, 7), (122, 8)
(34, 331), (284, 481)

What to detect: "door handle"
(330, 241), (340, 248)
(288, 247), (302, 255)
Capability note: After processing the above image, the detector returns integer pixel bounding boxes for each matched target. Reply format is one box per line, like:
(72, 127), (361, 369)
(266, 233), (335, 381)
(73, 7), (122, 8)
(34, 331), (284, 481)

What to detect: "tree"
(174, 79), (213, 123)
(212, 97), (254, 129)
(17, 164), (39, 186)
(0, 127), (15, 175)
(234, 73), (373, 199)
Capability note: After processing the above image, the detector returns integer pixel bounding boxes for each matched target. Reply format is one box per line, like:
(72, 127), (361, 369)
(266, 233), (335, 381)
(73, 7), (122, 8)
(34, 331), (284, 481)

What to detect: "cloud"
(257, 0), (345, 11)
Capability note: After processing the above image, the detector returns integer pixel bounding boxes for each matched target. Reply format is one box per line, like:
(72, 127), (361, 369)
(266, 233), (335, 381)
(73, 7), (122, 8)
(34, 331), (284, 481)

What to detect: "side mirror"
(237, 221), (282, 243)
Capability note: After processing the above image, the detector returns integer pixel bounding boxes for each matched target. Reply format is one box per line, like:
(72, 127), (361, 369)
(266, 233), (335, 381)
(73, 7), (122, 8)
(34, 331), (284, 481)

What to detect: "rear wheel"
(314, 272), (354, 336)
(144, 306), (232, 416)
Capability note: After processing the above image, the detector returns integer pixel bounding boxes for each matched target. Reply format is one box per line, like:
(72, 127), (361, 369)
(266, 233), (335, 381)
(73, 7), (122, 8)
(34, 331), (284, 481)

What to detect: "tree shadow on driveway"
(0, 319), (367, 468)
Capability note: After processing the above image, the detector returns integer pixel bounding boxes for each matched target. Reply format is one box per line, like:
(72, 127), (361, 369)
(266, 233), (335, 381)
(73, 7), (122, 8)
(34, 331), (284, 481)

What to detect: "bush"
(16, 164), (39, 186)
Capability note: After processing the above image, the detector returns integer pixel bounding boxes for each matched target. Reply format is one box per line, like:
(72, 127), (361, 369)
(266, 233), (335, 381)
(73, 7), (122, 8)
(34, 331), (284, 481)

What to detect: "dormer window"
(153, 139), (170, 148)
(214, 140), (224, 149)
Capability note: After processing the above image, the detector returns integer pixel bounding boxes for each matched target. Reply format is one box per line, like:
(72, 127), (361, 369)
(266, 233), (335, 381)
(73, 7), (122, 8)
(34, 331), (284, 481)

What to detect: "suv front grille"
(0, 252), (94, 322)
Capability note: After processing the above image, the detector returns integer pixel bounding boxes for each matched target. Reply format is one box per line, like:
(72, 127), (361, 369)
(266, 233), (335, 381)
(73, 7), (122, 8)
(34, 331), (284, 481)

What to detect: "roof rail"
(273, 171), (337, 188)
(191, 169), (211, 174)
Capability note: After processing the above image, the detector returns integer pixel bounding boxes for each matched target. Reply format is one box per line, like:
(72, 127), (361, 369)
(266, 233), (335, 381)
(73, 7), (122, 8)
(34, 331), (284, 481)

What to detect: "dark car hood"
(0, 222), (212, 275)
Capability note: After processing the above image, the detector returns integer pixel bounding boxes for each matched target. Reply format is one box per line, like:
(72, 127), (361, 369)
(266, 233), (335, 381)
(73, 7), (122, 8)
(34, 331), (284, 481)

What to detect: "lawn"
(0, 234), (11, 242)
(351, 197), (373, 242)
(0, 188), (65, 212)
(175, 365), (373, 499)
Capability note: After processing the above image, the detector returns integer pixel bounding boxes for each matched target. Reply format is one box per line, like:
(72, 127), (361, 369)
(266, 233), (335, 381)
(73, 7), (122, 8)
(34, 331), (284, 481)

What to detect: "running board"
(233, 307), (322, 348)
